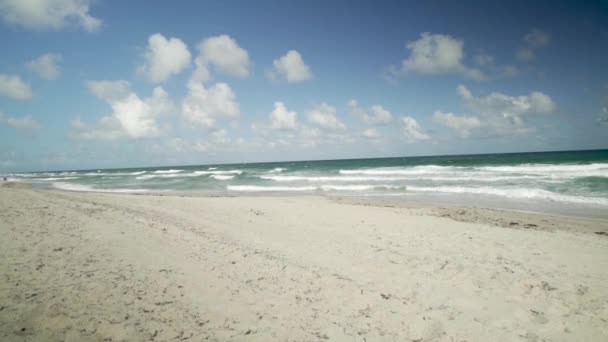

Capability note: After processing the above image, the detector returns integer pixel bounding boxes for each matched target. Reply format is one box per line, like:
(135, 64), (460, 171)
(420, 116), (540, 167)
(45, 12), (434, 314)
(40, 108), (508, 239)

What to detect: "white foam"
(339, 165), (463, 176)
(260, 174), (543, 182)
(227, 184), (402, 192)
(136, 173), (193, 180)
(51, 182), (151, 193)
(82, 171), (146, 176)
(260, 175), (405, 182)
(153, 169), (183, 174)
(208, 167), (218, 170)
(51, 183), (96, 191)
(320, 184), (403, 191)
(227, 185), (316, 192)
(136, 170), (242, 180)
(406, 186), (608, 206)
(211, 175), (235, 180)
(269, 167), (287, 173)
(478, 163), (608, 173)
(193, 170), (243, 175)
(36, 177), (80, 181)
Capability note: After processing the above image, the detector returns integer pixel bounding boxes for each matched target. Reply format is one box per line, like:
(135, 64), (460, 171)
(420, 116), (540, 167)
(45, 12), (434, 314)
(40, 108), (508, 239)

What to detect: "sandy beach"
(1, 183), (607, 341)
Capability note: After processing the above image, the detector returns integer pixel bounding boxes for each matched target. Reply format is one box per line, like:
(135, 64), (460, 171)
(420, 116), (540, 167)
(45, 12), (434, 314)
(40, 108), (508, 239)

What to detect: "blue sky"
(0, 0), (607, 172)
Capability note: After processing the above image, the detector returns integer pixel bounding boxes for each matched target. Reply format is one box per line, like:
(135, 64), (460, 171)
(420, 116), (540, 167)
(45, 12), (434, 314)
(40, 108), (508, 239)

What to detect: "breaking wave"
(227, 185), (316, 192)
(406, 186), (608, 206)
(210, 175), (235, 180)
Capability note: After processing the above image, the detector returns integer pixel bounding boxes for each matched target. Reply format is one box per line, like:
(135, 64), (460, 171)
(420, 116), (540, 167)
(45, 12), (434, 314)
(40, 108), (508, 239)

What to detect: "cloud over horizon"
(73, 80), (173, 140)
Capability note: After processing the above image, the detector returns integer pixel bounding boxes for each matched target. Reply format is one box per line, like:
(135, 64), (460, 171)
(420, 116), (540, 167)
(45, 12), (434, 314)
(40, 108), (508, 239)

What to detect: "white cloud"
(502, 65), (521, 78)
(268, 50), (312, 83)
(516, 48), (535, 62)
(159, 130), (247, 156)
(26, 53), (62, 80)
(0, 74), (32, 100)
(383, 65), (401, 85)
(269, 101), (297, 130)
(74, 80), (173, 140)
(362, 127), (380, 140)
(400, 32), (485, 80)
(348, 100), (393, 125)
(434, 85), (555, 137)
(195, 34), (250, 79)
(191, 55), (211, 83)
(138, 33), (191, 83)
(87, 80), (130, 101)
(401, 116), (430, 142)
(474, 53), (494, 66)
(464, 86), (555, 116)
(524, 29), (551, 48)
(598, 107), (608, 126)
(191, 129), (235, 153)
(0, 0), (101, 32)
(516, 29), (550, 63)
(307, 103), (345, 130)
(456, 84), (472, 100)
(181, 80), (240, 130)
(0, 111), (40, 131)
(432, 111), (481, 138)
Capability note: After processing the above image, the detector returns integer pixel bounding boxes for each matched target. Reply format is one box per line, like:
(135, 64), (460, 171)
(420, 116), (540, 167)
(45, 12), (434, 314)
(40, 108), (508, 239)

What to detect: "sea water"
(5, 150), (608, 219)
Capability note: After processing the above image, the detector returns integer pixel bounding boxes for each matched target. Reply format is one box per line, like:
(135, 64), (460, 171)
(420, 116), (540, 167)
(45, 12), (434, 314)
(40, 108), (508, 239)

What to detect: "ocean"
(5, 149), (608, 219)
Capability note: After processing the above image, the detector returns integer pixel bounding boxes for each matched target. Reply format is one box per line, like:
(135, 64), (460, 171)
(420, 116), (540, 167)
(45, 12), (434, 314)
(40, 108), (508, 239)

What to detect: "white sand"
(1, 184), (607, 341)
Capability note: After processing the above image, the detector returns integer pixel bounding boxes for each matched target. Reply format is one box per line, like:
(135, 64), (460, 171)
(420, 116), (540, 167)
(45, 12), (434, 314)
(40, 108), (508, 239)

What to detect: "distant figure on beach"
(2, 177), (6, 181)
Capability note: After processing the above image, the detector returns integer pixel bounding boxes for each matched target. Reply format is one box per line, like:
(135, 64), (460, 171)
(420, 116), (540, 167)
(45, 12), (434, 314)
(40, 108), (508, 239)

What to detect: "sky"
(0, 0), (607, 172)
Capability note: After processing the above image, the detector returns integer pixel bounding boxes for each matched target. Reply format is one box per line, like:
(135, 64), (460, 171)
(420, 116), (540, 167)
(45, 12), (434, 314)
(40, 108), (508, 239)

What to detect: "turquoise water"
(5, 150), (608, 217)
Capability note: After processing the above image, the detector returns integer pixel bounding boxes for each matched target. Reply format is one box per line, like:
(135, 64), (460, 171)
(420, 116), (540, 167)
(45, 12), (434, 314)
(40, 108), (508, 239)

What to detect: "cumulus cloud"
(524, 29), (551, 48)
(268, 50), (312, 83)
(193, 34), (250, 81)
(190, 129), (242, 153)
(181, 80), (240, 130)
(399, 32), (486, 81)
(456, 84), (472, 100)
(74, 80), (173, 140)
(516, 29), (551, 62)
(269, 101), (297, 130)
(434, 85), (555, 137)
(138, 33), (191, 83)
(26, 53), (62, 80)
(401, 116), (430, 142)
(0, 111), (40, 132)
(516, 48), (535, 62)
(87, 80), (131, 101)
(307, 103), (345, 130)
(432, 111), (481, 138)
(502, 65), (521, 78)
(474, 53), (494, 66)
(362, 127), (380, 140)
(0, 0), (101, 32)
(598, 107), (608, 126)
(0, 74), (32, 100)
(465, 86), (555, 116)
(348, 100), (393, 125)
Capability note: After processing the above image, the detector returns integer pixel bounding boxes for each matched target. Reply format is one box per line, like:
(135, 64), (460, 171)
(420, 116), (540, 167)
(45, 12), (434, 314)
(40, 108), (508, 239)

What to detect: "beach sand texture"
(1, 184), (607, 341)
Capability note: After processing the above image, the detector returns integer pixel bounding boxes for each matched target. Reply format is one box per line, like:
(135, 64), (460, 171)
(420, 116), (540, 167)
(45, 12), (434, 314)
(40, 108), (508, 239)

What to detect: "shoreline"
(20, 179), (608, 223)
